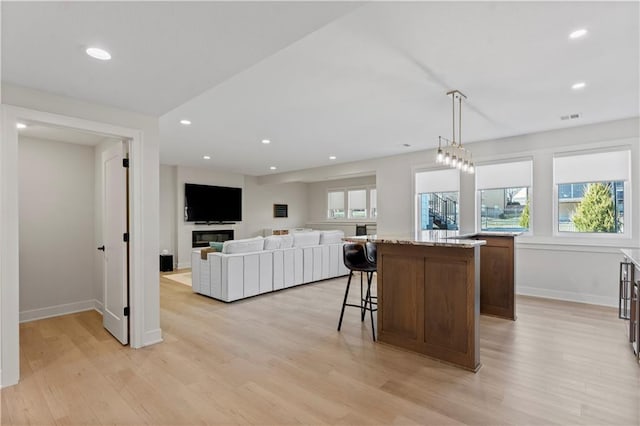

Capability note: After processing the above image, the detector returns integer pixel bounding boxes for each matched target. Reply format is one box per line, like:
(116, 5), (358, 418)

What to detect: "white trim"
(20, 300), (98, 323)
(178, 261), (191, 269)
(1, 106), (20, 387)
(143, 328), (163, 346)
(1, 105), (154, 387)
(517, 286), (617, 308)
(94, 300), (104, 315)
(516, 242), (630, 254)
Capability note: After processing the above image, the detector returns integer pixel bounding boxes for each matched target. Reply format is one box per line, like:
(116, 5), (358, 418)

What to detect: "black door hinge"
(124, 307), (129, 317)
(122, 158), (129, 168)
(123, 232), (129, 242)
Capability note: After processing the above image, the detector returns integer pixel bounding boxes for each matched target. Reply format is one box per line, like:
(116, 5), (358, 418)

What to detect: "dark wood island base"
(375, 239), (484, 372)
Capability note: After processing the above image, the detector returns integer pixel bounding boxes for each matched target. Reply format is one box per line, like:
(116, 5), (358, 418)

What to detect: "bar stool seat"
(338, 243), (378, 341)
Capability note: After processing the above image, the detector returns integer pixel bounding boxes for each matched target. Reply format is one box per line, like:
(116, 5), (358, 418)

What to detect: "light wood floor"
(2, 273), (639, 425)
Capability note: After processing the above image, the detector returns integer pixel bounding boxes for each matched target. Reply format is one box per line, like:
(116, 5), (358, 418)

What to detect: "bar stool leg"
(365, 272), (376, 341)
(337, 271), (354, 331)
(360, 271), (366, 321)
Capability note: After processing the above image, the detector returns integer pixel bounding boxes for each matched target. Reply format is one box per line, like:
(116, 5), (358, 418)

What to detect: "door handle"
(97, 245), (105, 251)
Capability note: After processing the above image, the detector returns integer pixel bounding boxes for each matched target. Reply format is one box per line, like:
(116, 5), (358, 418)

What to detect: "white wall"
(18, 137), (96, 321)
(174, 165), (244, 268)
(243, 176), (309, 238)
(260, 117), (640, 307)
(305, 175), (376, 236)
(306, 175), (376, 222)
(159, 164), (177, 262)
(159, 165), (311, 268)
(2, 84), (162, 386)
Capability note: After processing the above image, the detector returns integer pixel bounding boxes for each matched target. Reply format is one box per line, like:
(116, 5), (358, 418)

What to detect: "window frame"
(326, 184), (377, 221)
(552, 179), (630, 239)
(552, 148), (632, 240)
(474, 159), (534, 236)
(476, 186), (532, 235)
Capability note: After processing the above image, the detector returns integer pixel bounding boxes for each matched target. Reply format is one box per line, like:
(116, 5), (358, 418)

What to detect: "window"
(348, 189), (367, 218)
(328, 191), (345, 219)
(327, 185), (376, 220)
(557, 181), (624, 233)
(554, 149), (630, 235)
(480, 187), (529, 231)
(415, 169), (460, 231)
(476, 160), (532, 232)
(370, 189), (377, 218)
(419, 191), (459, 230)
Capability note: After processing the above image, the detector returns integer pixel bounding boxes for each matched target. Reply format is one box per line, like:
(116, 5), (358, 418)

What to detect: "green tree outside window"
(571, 183), (616, 232)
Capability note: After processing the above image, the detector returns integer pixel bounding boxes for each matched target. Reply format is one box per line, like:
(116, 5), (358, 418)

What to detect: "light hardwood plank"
(1, 274), (639, 425)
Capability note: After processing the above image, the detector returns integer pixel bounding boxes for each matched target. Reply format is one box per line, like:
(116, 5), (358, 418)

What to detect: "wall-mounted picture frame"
(273, 204), (288, 218)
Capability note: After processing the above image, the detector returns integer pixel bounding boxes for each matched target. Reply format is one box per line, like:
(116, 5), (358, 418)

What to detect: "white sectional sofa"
(191, 230), (349, 302)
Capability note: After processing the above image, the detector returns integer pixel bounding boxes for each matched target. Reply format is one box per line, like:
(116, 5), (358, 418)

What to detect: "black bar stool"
(338, 243), (377, 341)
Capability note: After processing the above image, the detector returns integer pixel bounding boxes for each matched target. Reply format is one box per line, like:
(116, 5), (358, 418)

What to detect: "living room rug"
(164, 272), (192, 287)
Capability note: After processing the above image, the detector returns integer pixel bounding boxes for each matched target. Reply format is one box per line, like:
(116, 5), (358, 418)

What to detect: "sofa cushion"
(264, 235), (283, 250)
(319, 230), (344, 245)
(222, 236), (264, 254)
(264, 235), (294, 250)
(281, 234), (294, 248)
(293, 230), (321, 247)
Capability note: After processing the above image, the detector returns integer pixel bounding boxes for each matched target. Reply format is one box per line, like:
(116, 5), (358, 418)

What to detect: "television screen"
(184, 183), (242, 222)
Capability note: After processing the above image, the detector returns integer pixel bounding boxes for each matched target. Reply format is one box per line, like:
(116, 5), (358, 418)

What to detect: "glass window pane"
(328, 191), (345, 219)
(348, 189), (367, 218)
(419, 191), (459, 230)
(370, 189), (377, 218)
(558, 181), (624, 233)
(480, 187), (530, 232)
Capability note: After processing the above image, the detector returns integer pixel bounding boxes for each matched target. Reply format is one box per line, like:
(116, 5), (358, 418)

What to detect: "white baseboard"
(20, 299), (100, 323)
(177, 261), (190, 269)
(93, 300), (104, 315)
(142, 328), (163, 347)
(517, 286), (617, 307)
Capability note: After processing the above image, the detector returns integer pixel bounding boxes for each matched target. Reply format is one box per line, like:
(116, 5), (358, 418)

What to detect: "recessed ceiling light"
(270, 166), (277, 170)
(180, 119), (192, 125)
(86, 47), (111, 61)
(262, 139), (271, 144)
(571, 81), (586, 90)
(569, 29), (588, 39)
(16, 123), (27, 130)
(203, 155), (211, 160)
(329, 156), (337, 160)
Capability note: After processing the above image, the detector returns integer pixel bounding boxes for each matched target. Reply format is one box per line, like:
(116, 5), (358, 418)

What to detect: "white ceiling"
(3, 1), (639, 177)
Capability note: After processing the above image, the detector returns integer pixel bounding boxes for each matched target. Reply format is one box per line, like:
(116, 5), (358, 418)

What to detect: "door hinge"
(123, 232), (129, 242)
(124, 307), (129, 317)
(122, 158), (129, 168)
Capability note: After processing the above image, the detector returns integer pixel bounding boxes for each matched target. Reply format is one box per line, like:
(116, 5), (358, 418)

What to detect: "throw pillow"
(209, 241), (224, 251)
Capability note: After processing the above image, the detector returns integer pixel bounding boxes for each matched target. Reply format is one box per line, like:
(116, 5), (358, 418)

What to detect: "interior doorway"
(17, 122), (129, 339)
(1, 106), (150, 387)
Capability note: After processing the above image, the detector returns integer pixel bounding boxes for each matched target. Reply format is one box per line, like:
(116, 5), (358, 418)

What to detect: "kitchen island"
(454, 232), (521, 320)
(346, 233), (485, 371)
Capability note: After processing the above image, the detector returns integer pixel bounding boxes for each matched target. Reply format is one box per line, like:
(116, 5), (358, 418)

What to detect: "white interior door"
(102, 141), (129, 344)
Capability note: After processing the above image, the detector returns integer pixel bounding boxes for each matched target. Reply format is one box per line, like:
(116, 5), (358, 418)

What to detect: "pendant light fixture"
(435, 90), (474, 174)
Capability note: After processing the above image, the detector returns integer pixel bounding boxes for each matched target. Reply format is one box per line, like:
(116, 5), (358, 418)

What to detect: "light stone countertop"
(343, 232), (486, 248)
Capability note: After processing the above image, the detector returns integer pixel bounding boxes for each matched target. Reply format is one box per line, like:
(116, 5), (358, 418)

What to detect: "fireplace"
(192, 229), (234, 248)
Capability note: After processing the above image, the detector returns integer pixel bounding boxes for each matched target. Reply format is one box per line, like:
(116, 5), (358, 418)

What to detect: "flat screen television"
(184, 183), (242, 222)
